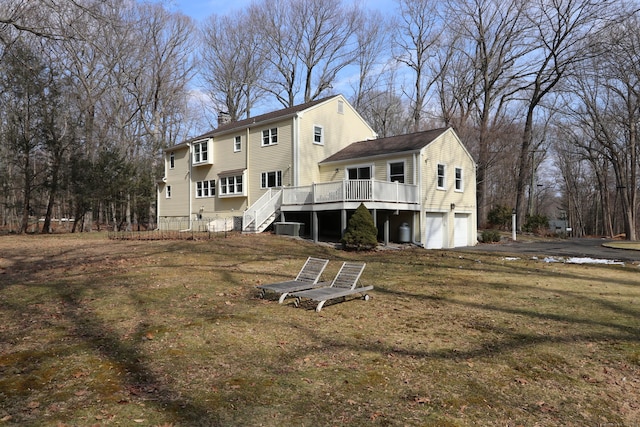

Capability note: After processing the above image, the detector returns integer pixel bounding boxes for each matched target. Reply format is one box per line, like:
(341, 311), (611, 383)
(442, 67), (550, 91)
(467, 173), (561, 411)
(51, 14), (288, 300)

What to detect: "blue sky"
(155, 0), (397, 20)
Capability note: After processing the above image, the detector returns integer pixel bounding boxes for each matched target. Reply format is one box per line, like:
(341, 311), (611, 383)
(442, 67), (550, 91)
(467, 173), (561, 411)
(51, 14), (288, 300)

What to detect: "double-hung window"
(166, 185), (172, 198)
(261, 171), (282, 189)
(193, 140), (209, 164)
(234, 136), (241, 152)
(389, 161), (405, 183)
(437, 164), (446, 189)
(262, 128), (278, 146)
(220, 175), (243, 195)
(455, 167), (463, 191)
(313, 125), (324, 145)
(169, 152), (175, 169)
(196, 180), (216, 198)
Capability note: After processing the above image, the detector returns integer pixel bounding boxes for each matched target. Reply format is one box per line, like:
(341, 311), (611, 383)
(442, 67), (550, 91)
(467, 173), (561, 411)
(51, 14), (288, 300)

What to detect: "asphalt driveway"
(455, 238), (640, 263)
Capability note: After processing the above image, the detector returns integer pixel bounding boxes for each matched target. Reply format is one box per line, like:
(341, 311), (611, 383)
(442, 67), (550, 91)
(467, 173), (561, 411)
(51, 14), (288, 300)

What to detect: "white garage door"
(454, 213), (469, 247)
(425, 213), (445, 249)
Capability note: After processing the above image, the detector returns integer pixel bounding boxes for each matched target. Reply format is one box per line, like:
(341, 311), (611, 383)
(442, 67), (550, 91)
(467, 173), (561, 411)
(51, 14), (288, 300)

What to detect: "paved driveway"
(455, 238), (640, 263)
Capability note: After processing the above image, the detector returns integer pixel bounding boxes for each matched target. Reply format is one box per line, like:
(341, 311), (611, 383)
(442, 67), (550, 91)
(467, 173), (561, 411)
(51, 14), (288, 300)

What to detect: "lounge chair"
(290, 262), (373, 312)
(257, 257), (329, 303)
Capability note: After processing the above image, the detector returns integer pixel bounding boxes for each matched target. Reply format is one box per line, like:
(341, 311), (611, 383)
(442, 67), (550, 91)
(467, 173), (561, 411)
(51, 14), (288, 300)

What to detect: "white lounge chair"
(290, 262), (373, 312)
(257, 257), (329, 303)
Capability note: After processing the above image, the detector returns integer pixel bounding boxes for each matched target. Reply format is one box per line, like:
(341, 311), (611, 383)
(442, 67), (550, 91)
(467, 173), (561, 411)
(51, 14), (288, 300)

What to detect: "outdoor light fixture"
(450, 203), (455, 210)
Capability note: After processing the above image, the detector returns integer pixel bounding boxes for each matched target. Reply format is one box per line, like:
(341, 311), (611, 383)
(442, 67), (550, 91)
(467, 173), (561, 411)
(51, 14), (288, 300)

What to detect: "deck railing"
(243, 188), (281, 230)
(282, 179), (419, 206)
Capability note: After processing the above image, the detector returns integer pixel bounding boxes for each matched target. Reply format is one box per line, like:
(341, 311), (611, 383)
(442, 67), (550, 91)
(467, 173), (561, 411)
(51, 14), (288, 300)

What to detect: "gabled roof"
(320, 127), (450, 164)
(190, 95), (341, 141)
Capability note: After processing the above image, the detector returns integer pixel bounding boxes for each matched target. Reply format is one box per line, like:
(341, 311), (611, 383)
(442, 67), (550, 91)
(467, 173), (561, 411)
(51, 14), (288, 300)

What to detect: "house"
(157, 95), (477, 249)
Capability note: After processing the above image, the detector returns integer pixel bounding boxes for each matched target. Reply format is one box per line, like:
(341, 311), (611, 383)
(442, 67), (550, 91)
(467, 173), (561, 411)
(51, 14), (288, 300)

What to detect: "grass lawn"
(1, 232), (639, 426)
(604, 241), (640, 251)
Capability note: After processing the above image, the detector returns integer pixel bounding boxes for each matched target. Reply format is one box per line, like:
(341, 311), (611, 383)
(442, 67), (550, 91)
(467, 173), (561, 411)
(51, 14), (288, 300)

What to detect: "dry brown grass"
(1, 232), (639, 426)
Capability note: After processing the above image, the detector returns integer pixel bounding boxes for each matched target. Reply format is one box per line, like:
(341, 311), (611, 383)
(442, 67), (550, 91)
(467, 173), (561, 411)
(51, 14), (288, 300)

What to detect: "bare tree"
(356, 72), (413, 137)
(200, 11), (265, 121)
(350, 9), (392, 112)
(439, 0), (531, 226)
(250, 0), (362, 107)
(393, 0), (443, 131)
(513, 0), (621, 230)
(559, 13), (640, 239)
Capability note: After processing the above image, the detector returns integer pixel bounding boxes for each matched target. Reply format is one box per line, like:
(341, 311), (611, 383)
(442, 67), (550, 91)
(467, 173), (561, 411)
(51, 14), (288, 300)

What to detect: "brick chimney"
(218, 111), (231, 126)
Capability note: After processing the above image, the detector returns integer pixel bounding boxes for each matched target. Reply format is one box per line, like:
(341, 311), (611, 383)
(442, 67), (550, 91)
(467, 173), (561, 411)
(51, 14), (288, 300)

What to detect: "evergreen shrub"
(341, 203), (378, 251)
(481, 229), (502, 243)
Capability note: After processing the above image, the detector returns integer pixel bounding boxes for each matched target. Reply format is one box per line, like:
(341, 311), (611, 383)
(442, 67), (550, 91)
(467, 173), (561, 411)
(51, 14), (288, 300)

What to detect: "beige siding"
(421, 128), (477, 248)
(296, 96), (376, 185)
(159, 146), (191, 217)
(207, 132), (248, 217)
(247, 120), (294, 203)
(213, 133), (247, 173)
(318, 154), (416, 185)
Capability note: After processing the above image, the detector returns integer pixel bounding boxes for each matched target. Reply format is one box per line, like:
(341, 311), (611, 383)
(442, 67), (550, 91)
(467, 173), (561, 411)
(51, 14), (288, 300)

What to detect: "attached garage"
(425, 212), (445, 249)
(454, 213), (471, 247)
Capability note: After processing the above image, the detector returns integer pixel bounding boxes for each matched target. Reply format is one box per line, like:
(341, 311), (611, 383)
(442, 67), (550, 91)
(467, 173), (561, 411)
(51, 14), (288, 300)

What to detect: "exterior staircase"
(242, 189), (282, 233)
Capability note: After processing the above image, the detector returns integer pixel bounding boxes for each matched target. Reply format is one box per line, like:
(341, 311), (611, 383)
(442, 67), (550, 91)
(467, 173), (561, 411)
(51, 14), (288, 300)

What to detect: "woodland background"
(1, 0), (639, 239)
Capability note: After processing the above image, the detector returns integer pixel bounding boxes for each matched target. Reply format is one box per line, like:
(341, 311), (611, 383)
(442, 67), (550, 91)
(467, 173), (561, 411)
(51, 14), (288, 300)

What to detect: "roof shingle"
(320, 127), (449, 163)
(188, 95), (340, 142)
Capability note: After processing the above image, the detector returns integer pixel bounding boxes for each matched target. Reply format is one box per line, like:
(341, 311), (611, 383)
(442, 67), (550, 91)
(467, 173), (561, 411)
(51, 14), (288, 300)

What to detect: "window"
(220, 175), (243, 195)
(455, 167), (463, 191)
(437, 164), (446, 189)
(261, 171), (282, 188)
(338, 100), (344, 114)
(234, 136), (241, 152)
(313, 125), (324, 145)
(193, 140), (209, 164)
(262, 128), (278, 146)
(169, 152), (175, 169)
(196, 180), (216, 198)
(166, 185), (171, 198)
(389, 162), (405, 183)
(347, 166), (371, 180)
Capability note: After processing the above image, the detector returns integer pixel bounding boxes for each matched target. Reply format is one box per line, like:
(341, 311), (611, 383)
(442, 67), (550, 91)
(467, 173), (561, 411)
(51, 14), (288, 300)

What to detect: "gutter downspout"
(180, 143), (193, 232)
(413, 151), (422, 246)
(156, 180), (161, 230)
(246, 127), (251, 204)
(293, 112), (301, 187)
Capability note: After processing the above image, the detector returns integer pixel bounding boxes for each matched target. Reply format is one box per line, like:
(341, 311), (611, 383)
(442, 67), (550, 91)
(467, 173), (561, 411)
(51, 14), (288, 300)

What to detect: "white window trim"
(337, 100), (344, 114)
(169, 152), (175, 169)
(261, 170), (283, 189)
(313, 125), (324, 145)
(195, 180), (216, 198)
(345, 163), (374, 180)
(262, 128), (278, 146)
(387, 160), (406, 183)
(234, 135), (241, 152)
(455, 167), (463, 192)
(192, 139), (212, 165)
(166, 185), (171, 198)
(219, 174), (245, 197)
(437, 163), (446, 190)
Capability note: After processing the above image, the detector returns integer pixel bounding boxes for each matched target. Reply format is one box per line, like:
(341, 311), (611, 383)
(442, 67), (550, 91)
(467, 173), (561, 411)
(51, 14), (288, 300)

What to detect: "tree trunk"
(42, 155), (61, 234)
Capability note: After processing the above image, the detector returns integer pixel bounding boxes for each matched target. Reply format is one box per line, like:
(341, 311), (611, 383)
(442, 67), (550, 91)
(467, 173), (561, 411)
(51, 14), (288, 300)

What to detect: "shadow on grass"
(52, 284), (223, 426)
